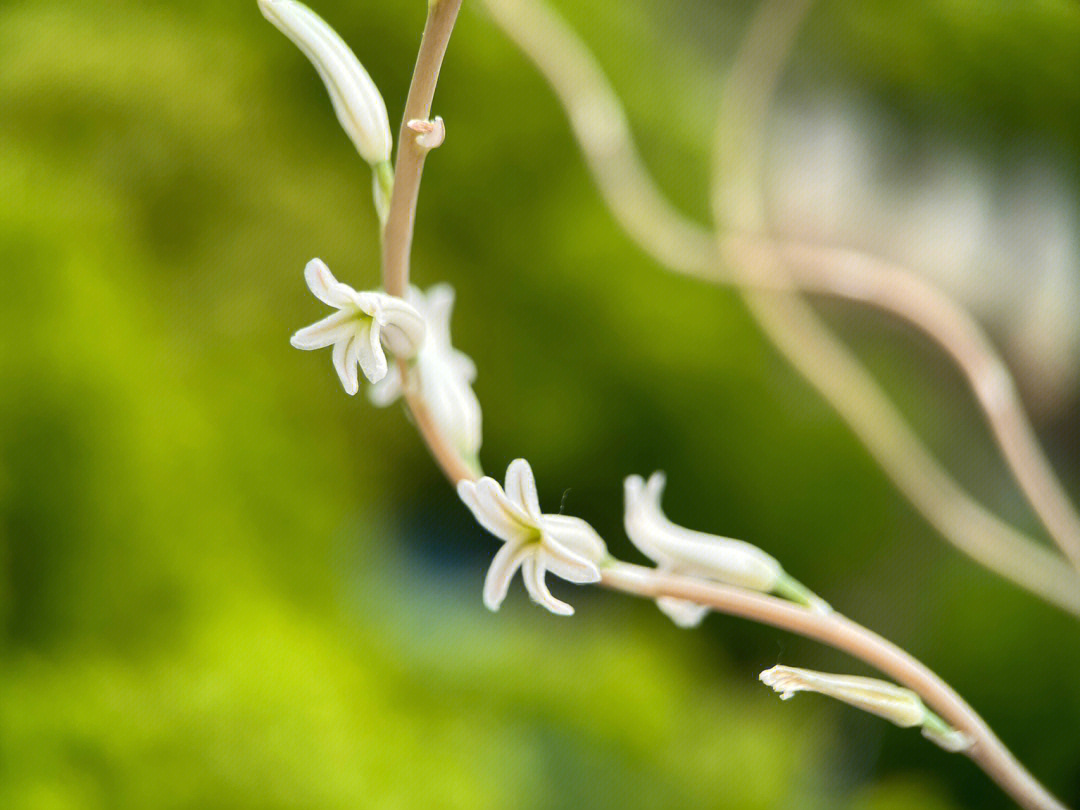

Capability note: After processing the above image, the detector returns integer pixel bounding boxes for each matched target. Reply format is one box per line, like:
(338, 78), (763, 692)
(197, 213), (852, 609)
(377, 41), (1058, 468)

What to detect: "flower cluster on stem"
(266, 1), (1074, 807)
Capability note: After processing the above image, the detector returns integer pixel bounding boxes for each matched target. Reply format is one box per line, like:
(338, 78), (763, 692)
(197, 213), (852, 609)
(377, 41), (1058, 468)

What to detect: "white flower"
(760, 666), (971, 753)
(458, 459), (607, 616)
(290, 259), (425, 393)
(624, 473), (828, 627)
(258, 0), (392, 166)
(369, 284), (482, 457)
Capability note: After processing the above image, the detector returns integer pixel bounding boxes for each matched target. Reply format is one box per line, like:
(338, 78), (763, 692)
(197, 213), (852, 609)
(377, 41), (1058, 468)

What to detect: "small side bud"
(408, 116), (446, 150)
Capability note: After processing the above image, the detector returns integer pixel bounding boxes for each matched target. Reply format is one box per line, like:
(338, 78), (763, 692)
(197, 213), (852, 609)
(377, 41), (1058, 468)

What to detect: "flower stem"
(600, 561), (1069, 810)
(378, 0), (477, 485)
(382, 0), (462, 299)
(370, 6), (1071, 809)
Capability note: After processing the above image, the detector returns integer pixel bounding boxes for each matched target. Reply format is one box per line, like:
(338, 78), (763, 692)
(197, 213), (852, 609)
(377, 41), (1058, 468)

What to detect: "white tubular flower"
(290, 259), (424, 393)
(369, 284), (482, 457)
(624, 473), (829, 627)
(760, 666), (971, 753)
(258, 0), (392, 166)
(458, 459), (607, 616)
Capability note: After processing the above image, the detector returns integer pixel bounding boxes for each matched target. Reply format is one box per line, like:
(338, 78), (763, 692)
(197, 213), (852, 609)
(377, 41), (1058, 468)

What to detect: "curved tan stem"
(759, 236), (1080, 576)
(380, 0), (476, 485)
(722, 276), (1080, 612)
(366, 3), (1070, 807)
(383, 0), (461, 299)
(479, 0), (1080, 611)
(601, 561), (1069, 810)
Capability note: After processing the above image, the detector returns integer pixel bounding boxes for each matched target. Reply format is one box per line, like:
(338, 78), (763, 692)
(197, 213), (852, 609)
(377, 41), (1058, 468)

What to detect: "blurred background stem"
(481, 0), (1080, 615)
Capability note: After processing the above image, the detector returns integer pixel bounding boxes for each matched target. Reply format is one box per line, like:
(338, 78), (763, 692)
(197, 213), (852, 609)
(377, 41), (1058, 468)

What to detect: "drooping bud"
(624, 473), (829, 625)
(259, 0), (392, 167)
(760, 666), (971, 753)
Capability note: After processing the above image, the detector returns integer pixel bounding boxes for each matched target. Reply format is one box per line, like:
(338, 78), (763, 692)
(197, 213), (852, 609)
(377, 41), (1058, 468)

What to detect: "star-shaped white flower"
(458, 459), (607, 616)
(369, 283), (482, 457)
(290, 259), (425, 394)
(625, 472), (828, 627)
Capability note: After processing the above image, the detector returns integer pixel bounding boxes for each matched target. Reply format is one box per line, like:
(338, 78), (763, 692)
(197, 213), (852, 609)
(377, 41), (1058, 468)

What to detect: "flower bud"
(625, 472), (783, 592)
(760, 666), (971, 752)
(259, 0), (392, 166)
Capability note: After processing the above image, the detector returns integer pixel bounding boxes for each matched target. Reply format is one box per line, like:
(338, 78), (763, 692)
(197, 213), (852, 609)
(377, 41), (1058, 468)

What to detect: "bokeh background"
(3, 0), (1080, 807)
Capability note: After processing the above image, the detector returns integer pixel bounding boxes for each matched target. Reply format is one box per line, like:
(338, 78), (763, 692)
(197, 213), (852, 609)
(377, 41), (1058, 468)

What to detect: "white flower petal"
(356, 319), (387, 383)
(454, 378), (483, 454)
(450, 350), (478, 384)
(421, 282), (456, 345)
(521, 556), (574, 616)
(540, 541), (601, 584)
(347, 327), (367, 387)
(303, 258), (352, 308)
(415, 355), (481, 455)
(476, 477), (535, 537)
(482, 541), (530, 611)
(460, 461), (608, 617)
(259, 0), (391, 165)
(540, 514), (606, 569)
(457, 480), (484, 522)
(332, 332), (359, 395)
(367, 364), (403, 407)
(458, 479), (531, 543)
(643, 471), (666, 499)
(290, 309), (357, 350)
(387, 283), (481, 453)
(374, 295), (425, 353)
(656, 596), (710, 628)
(624, 474), (647, 509)
(291, 261), (423, 393)
(349, 289), (381, 316)
(505, 458), (543, 521)
(419, 355), (483, 456)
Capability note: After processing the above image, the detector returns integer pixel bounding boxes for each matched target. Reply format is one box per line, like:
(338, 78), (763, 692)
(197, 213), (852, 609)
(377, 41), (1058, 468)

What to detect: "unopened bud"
(760, 666), (971, 753)
(259, 0), (392, 166)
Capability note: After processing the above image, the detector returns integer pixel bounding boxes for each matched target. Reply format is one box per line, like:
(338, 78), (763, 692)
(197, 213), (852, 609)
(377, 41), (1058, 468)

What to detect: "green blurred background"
(2, 0), (1080, 807)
